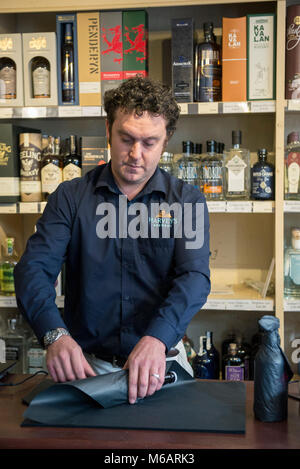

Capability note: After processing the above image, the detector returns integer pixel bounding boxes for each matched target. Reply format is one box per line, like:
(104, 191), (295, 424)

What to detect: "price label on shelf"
(202, 299), (226, 310)
(58, 106), (82, 117)
(179, 103), (188, 115)
(0, 296), (16, 307)
(226, 201), (252, 212)
(197, 102), (218, 114)
(284, 299), (300, 311)
(226, 300), (253, 310)
(0, 107), (13, 118)
(252, 201), (274, 213)
(287, 100), (300, 111)
(249, 300), (274, 311)
(284, 200), (300, 212)
(81, 106), (102, 117)
(18, 202), (39, 213)
(0, 204), (17, 214)
(250, 101), (276, 113)
(21, 107), (47, 118)
(207, 201), (226, 212)
(222, 102), (249, 113)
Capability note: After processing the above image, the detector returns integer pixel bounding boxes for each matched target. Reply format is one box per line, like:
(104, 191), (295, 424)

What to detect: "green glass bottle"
(0, 238), (18, 296)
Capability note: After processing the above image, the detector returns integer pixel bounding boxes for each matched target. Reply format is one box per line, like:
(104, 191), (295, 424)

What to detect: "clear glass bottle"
(284, 131), (300, 200)
(0, 237), (18, 296)
(31, 56), (50, 99)
(41, 136), (63, 201)
(175, 141), (200, 190)
(251, 149), (275, 200)
(222, 343), (245, 380)
(284, 227), (300, 298)
(194, 22), (222, 102)
(27, 334), (47, 374)
(224, 130), (250, 199)
(0, 56), (16, 99)
(199, 139), (224, 199)
(1, 317), (27, 373)
(61, 23), (75, 103)
(158, 151), (174, 175)
(63, 135), (82, 181)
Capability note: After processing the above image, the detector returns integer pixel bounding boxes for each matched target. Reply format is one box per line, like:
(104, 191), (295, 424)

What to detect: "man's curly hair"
(104, 75), (180, 139)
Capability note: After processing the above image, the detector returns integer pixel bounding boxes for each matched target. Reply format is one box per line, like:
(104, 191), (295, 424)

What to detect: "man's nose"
(129, 142), (142, 160)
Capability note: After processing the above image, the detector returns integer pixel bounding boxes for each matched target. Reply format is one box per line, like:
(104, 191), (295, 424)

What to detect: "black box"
(81, 136), (108, 176)
(171, 18), (194, 103)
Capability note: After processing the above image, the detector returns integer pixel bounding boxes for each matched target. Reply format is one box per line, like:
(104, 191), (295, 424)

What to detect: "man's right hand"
(46, 335), (96, 382)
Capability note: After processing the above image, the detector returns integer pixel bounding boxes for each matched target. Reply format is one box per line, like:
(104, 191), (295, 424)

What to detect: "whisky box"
(0, 124), (38, 203)
(19, 132), (42, 202)
(22, 32), (58, 107)
(81, 136), (108, 176)
(0, 34), (24, 107)
(56, 14), (79, 106)
(222, 17), (247, 102)
(286, 5), (300, 99)
(171, 18), (194, 102)
(122, 10), (148, 79)
(247, 14), (276, 100)
(100, 11), (123, 97)
(77, 12), (101, 106)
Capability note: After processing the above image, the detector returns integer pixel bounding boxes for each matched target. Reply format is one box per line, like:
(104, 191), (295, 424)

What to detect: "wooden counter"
(0, 373), (299, 449)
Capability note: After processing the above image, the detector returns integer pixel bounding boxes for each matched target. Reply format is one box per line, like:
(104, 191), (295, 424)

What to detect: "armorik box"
(81, 136), (108, 176)
(22, 32), (58, 106)
(0, 124), (37, 203)
(122, 10), (148, 79)
(247, 14), (276, 101)
(100, 11), (123, 97)
(171, 18), (194, 103)
(56, 14), (79, 105)
(0, 34), (24, 107)
(222, 17), (247, 102)
(77, 12), (101, 106)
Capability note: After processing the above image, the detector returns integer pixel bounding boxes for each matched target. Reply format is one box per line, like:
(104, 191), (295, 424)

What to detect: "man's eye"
(144, 141), (155, 147)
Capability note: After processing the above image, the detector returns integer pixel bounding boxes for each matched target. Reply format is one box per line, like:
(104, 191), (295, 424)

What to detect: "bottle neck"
(262, 330), (280, 347)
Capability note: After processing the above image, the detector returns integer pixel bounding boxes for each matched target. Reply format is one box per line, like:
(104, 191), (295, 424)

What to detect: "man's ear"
(105, 119), (110, 143)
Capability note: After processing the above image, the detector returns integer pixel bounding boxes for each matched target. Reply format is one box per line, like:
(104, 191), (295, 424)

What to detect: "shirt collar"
(95, 161), (167, 198)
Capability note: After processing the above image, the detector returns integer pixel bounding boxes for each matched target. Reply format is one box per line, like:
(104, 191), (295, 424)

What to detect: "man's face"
(106, 109), (168, 190)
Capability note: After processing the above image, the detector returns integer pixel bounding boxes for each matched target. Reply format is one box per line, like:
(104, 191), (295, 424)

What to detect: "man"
(14, 76), (210, 405)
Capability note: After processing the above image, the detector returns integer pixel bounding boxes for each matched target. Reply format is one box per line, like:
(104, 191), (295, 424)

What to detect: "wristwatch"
(43, 327), (71, 348)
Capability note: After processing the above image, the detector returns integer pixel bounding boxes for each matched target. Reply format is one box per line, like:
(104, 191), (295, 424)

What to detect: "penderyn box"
(122, 10), (148, 80)
(77, 12), (101, 106)
(100, 11), (123, 97)
(247, 14), (276, 101)
(22, 32), (58, 106)
(0, 34), (24, 107)
(171, 18), (194, 103)
(222, 17), (247, 102)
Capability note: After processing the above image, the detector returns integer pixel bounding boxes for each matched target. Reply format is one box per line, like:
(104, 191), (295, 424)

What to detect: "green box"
(122, 10), (148, 79)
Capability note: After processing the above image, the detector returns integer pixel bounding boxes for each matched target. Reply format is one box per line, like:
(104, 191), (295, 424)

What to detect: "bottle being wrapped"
(254, 315), (293, 422)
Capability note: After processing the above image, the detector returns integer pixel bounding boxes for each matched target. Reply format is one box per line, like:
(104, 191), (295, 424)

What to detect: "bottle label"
(0, 65), (16, 98)
(201, 164), (223, 194)
(178, 163), (198, 181)
(32, 67), (50, 97)
(251, 167), (274, 198)
(1, 265), (15, 294)
(226, 155), (247, 192)
(225, 365), (244, 381)
(63, 163), (81, 181)
(287, 152), (300, 193)
(290, 253), (300, 285)
(41, 163), (62, 194)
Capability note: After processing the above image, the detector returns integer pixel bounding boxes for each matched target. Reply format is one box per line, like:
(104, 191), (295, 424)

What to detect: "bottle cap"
(291, 227), (300, 249)
(287, 131), (300, 144)
(195, 143), (202, 154)
(232, 130), (242, 145)
(258, 148), (268, 159)
(203, 22), (213, 33)
(206, 139), (216, 153)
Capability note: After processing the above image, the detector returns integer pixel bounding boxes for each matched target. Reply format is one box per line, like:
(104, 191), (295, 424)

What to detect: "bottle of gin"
(1, 317), (27, 373)
(284, 132), (300, 200)
(41, 136), (63, 201)
(0, 237), (18, 296)
(251, 149), (275, 200)
(63, 135), (82, 181)
(175, 141), (200, 189)
(27, 333), (47, 374)
(222, 342), (245, 380)
(158, 151), (174, 175)
(199, 139), (224, 200)
(224, 130), (250, 199)
(284, 227), (300, 298)
(194, 22), (222, 102)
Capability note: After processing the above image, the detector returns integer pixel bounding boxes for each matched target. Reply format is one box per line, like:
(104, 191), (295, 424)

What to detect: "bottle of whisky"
(224, 130), (250, 199)
(41, 136), (63, 201)
(31, 56), (50, 99)
(284, 227), (300, 298)
(63, 135), (82, 181)
(19, 132), (42, 202)
(61, 23), (75, 103)
(175, 141), (200, 189)
(251, 149), (275, 200)
(0, 237), (18, 296)
(199, 139), (224, 199)
(284, 132), (300, 200)
(194, 22), (222, 102)
(0, 57), (16, 99)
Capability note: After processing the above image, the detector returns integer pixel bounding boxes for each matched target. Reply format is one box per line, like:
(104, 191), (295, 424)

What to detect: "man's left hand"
(123, 335), (166, 404)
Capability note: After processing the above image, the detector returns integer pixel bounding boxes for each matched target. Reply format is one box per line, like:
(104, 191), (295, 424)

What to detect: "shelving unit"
(0, 0), (299, 371)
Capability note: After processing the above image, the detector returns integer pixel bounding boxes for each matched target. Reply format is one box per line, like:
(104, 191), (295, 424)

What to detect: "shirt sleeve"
(14, 182), (75, 344)
(144, 190), (211, 351)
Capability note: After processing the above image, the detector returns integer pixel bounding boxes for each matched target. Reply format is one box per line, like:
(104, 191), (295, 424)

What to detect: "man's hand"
(123, 335), (166, 404)
(46, 335), (96, 382)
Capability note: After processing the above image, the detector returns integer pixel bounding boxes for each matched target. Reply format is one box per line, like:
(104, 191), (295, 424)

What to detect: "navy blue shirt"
(14, 162), (210, 358)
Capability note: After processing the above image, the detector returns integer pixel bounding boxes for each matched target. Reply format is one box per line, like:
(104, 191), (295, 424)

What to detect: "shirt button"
(124, 295), (130, 301)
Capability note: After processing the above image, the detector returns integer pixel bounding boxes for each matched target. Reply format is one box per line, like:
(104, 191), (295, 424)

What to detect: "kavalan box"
(81, 136), (108, 176)
(171, 18), (194, 102)
(0, 34), (24, 107)
(286, 5), (300, 99)
(100, 11), (123, 97)
(247, 14), (276, 100)
(56, 14), (79, 105)
(122, 10), (148, 79)
(22, 32), (58, 107)
(77, 12), (101, 106)
(222, 17), (247, 102)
